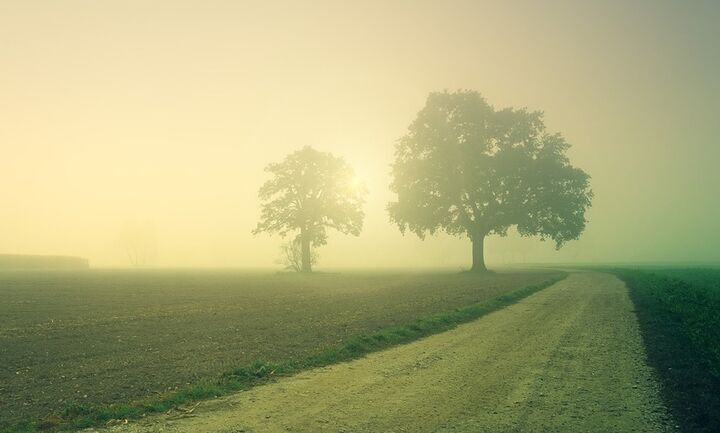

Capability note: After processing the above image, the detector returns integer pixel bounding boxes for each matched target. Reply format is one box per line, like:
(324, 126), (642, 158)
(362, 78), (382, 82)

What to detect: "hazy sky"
(2, 0), (719, 268)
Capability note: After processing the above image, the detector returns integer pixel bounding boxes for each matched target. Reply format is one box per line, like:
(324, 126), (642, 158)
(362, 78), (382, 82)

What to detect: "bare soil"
(100, 272), (675, 433)
(0, 269), (557, 426)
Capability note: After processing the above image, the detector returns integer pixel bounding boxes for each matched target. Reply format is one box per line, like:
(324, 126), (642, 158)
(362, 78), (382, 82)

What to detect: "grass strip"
(2, 273), (565, 433)
(612, 269), (720, 433)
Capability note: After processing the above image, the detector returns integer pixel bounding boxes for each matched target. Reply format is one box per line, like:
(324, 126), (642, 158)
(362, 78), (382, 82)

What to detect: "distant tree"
(388, 90), (593, 272)
(276, 240), (318, 272)
(118, 221), (157, 267)
(254, 146), (366, 272)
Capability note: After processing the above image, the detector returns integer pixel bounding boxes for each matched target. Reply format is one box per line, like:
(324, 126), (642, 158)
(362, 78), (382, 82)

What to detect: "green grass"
(0, 273), (563, 432)
(612, 268), (720, 433)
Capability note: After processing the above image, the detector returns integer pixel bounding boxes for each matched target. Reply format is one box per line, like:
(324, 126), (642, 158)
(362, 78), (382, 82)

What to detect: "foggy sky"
(2, 0), (719, 268)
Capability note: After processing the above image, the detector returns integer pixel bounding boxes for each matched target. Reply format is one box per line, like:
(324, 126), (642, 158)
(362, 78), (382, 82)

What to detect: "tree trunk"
(300, 232), (312, 273)
(471, 234), (487, 272)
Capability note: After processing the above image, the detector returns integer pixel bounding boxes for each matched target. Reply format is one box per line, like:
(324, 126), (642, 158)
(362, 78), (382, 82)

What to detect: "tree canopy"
(253, 146), (366, 272)
(388, 90), (593, 271)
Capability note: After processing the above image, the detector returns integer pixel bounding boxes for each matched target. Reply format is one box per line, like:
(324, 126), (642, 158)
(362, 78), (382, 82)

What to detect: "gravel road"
(102, 272), (674, 433)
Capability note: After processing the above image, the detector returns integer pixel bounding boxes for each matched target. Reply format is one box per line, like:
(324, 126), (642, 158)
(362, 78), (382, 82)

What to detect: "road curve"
(104, 272), (674, 433)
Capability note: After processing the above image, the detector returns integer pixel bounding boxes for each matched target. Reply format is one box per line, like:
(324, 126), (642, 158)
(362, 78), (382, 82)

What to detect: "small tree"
(277, 240), (318, 272)
(118, 221), (157, 267)
(388, 90), (593, 271)
(254, 146), (366, 272)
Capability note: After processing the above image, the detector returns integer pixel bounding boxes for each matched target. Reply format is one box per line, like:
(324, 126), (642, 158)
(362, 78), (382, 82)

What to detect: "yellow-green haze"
(1, 0), (718, 267)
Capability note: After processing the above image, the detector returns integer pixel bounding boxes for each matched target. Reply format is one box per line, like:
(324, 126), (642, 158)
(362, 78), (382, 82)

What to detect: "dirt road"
(103, 272), (674, 433)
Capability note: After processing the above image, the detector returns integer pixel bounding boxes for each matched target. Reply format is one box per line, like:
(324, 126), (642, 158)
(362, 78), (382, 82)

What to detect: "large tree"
(388, 90), (593, 271)
(253, 146), (366, 272)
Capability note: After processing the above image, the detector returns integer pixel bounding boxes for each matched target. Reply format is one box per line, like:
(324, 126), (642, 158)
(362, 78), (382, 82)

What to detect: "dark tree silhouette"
(254, 146), (366, 272)
(388, 90), (593, 271)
